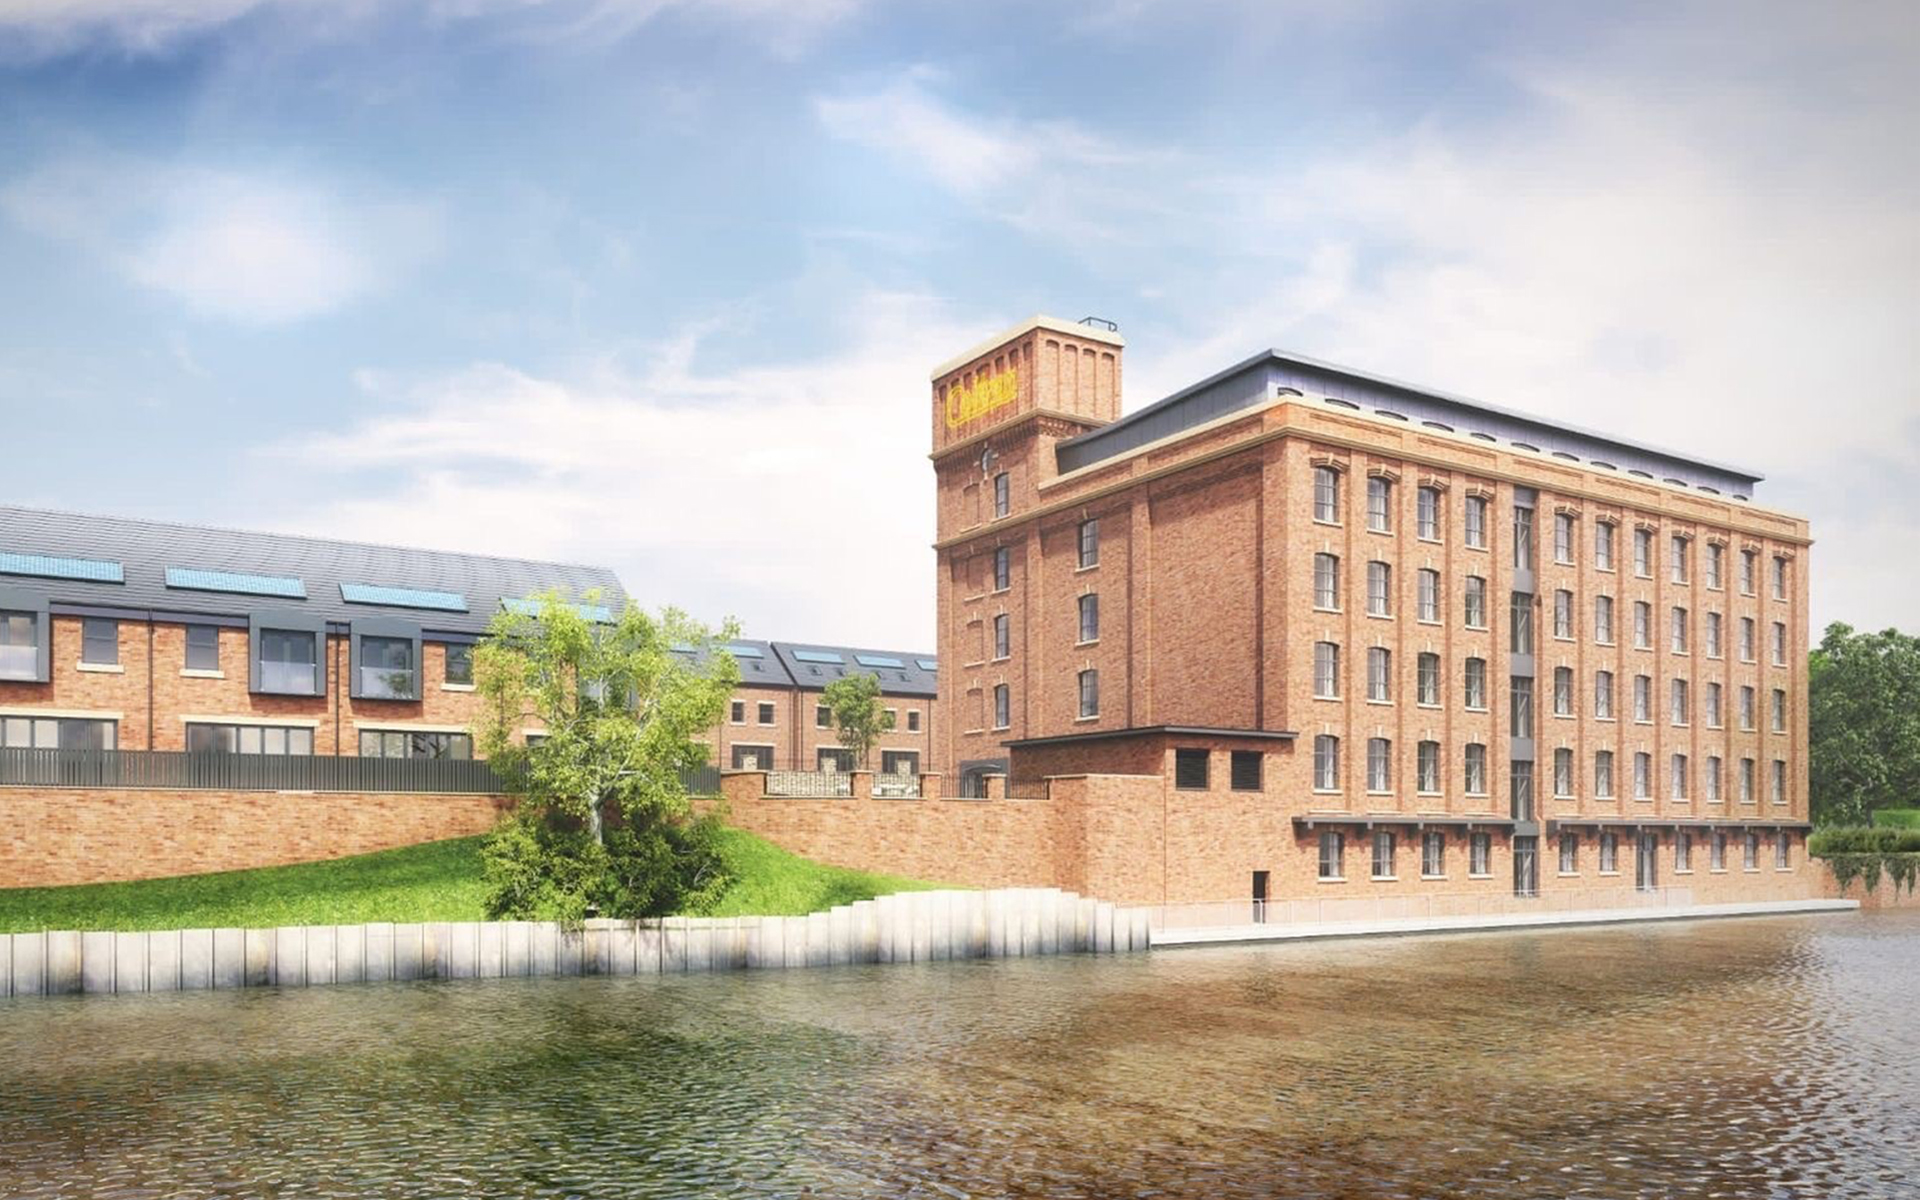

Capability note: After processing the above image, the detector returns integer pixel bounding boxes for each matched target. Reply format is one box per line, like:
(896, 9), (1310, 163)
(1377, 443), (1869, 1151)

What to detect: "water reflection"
(3, 913), (1916, 1198)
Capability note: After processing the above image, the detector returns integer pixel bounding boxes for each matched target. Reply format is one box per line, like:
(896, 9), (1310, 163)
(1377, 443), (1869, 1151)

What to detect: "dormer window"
(259, 629), (320, 695)
(358, 636), (416, 699)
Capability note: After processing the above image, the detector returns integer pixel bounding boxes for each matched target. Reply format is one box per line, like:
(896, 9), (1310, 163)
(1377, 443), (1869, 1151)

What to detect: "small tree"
(821, 672), (894, 770)
(472, 592), (740, 920)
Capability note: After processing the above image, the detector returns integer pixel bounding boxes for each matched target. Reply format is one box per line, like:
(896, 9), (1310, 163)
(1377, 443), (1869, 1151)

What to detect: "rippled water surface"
(4, 912), (1918, 1199)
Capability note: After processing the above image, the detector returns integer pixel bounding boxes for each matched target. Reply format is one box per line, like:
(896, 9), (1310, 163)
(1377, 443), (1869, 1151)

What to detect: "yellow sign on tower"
(944, 367), (1019, 430)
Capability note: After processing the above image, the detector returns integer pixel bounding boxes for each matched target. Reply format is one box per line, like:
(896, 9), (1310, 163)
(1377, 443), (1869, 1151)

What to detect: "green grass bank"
(0, 829), (941, 933)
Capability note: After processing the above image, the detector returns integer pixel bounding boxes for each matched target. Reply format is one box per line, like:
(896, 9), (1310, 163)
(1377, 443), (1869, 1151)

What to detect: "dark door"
(1636, 831), (1659, 892)
(1251, 871), (1270, 924)
(1512, 835), (1538, 897)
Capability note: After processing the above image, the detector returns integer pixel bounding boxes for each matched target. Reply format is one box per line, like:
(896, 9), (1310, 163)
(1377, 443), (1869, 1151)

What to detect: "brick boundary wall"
(0, 787), (507, 888)
(1819, 866), (1920, 910)
(713, 770), (1823, 909)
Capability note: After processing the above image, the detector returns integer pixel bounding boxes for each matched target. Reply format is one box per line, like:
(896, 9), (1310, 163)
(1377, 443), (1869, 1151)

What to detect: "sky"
(1, 0), (1915, 651)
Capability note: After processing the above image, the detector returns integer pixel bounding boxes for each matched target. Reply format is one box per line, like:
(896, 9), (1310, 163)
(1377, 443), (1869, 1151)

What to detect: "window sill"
(1312, 606), (1343, 615)
(1556, 871), (1579, 879)
(1598, 870), (1620, 877)
(441, 683), (476, 693)
(1074, 563), (1099, 574)
(77, 662), (124, 674)
(1464, 705), (1489, 714)
(1365, 698), (1393, 707)
(1421, 873), (1446, 881)
(1074, 714), (1100, 723)
(1075, 639), (1099, 648)
(1468, 872), (1493, 880)
(1370, 874), (1397, 882)
(1312, 518), (1343, 530)
(1311, 788), (1342, 796)
(1317, 877), (1347, 885)
(1417, 535), (1442, 546)
(180, 668), (225, 679)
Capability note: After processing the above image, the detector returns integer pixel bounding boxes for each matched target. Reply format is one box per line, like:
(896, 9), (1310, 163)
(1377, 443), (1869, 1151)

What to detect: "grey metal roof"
(671, 637), (798, 688)
(767, 641), (938, 697)
(1055, 349), (1765, 497)
(0, 504), (625, 636)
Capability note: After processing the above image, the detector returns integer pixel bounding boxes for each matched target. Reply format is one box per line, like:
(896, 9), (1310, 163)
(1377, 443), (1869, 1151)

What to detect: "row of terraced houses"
(2, 314), (1817, 908)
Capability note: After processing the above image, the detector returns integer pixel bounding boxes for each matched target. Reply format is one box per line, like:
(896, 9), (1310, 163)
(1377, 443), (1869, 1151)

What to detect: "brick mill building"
(912, 315), (1814, 906)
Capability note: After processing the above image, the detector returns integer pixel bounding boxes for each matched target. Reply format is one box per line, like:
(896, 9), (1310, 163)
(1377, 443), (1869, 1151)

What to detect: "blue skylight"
(791, 649), (844, 664)
(340, 582), (468, 612)
(916, 659), (939, 671)
(855, 654), (905, 668)
(723, 644), (765, 658)
(0, 552), (124, 583)
(501, 597), (613, 622)
(166, 567), (306, 598)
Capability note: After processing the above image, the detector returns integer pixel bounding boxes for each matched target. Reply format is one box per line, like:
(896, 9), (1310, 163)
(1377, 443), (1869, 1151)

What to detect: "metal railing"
(1149, 884), (1701, 933)
(767, 769), (852, 797)
(0, 748), (726, 798)
(873, 772), (921, 798)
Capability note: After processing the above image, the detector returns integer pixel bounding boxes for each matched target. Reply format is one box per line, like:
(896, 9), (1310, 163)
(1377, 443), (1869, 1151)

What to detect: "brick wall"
(1, 786), (506, 887)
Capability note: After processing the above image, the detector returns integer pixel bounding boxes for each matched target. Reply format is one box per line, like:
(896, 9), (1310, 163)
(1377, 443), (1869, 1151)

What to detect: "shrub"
(1809, 826), (1920, 896)
(1871, 808), (1920, 830)
(1809, 827), (1920, 855)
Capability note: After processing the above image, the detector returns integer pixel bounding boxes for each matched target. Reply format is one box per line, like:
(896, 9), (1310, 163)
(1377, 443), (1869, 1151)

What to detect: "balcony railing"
(0, 748), (726, 798)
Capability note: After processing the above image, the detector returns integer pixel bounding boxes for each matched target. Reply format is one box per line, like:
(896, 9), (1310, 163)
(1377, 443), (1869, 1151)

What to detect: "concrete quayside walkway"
(1148, 896), (1859, 947)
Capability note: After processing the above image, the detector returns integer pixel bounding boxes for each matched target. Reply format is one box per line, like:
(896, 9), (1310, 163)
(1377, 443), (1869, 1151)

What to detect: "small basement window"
(1174, 748), (1210, 790)
(1230, 750), (1262, 791)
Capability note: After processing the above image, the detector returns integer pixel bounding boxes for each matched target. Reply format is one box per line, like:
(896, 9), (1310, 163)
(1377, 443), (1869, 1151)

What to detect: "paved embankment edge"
(1149, 898), (1862, 948)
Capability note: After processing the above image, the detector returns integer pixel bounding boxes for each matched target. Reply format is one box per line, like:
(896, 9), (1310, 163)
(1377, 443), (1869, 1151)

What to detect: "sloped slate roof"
(0, 505), (625, 636)
(768, 641), (938, 697)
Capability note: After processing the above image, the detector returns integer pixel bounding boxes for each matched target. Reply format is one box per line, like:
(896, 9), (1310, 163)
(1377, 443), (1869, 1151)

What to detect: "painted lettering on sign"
(945, 368), (1019, 430)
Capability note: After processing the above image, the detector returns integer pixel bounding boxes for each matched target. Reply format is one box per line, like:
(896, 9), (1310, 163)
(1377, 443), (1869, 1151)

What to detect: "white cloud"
(0, 0), (864, 60)
(815, 11), (1920, 634)
(1, 156), (434, 323)
(815, 71), (1182, 244)
(254, 290), (977, 648)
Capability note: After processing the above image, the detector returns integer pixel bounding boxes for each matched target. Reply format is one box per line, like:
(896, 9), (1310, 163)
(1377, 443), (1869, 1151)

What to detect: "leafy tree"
(1809, 622), (1920, 826)
(821, 671), (894, 770)
(471, 592), (741, 920)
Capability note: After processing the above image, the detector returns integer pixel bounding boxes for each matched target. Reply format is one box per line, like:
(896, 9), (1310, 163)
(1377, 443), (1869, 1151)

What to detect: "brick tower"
(929, 315), (1125, 793)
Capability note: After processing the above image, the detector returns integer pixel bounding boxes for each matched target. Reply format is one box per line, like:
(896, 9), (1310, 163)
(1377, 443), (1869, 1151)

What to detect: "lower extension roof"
(1005, 725), (1297, 750)
(1546, 816), (1813, 834)
(1293, 812), (1516, 830)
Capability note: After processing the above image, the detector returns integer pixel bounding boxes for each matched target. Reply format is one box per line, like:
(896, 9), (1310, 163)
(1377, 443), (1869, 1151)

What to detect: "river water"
(3, 912), (1916, 1199)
